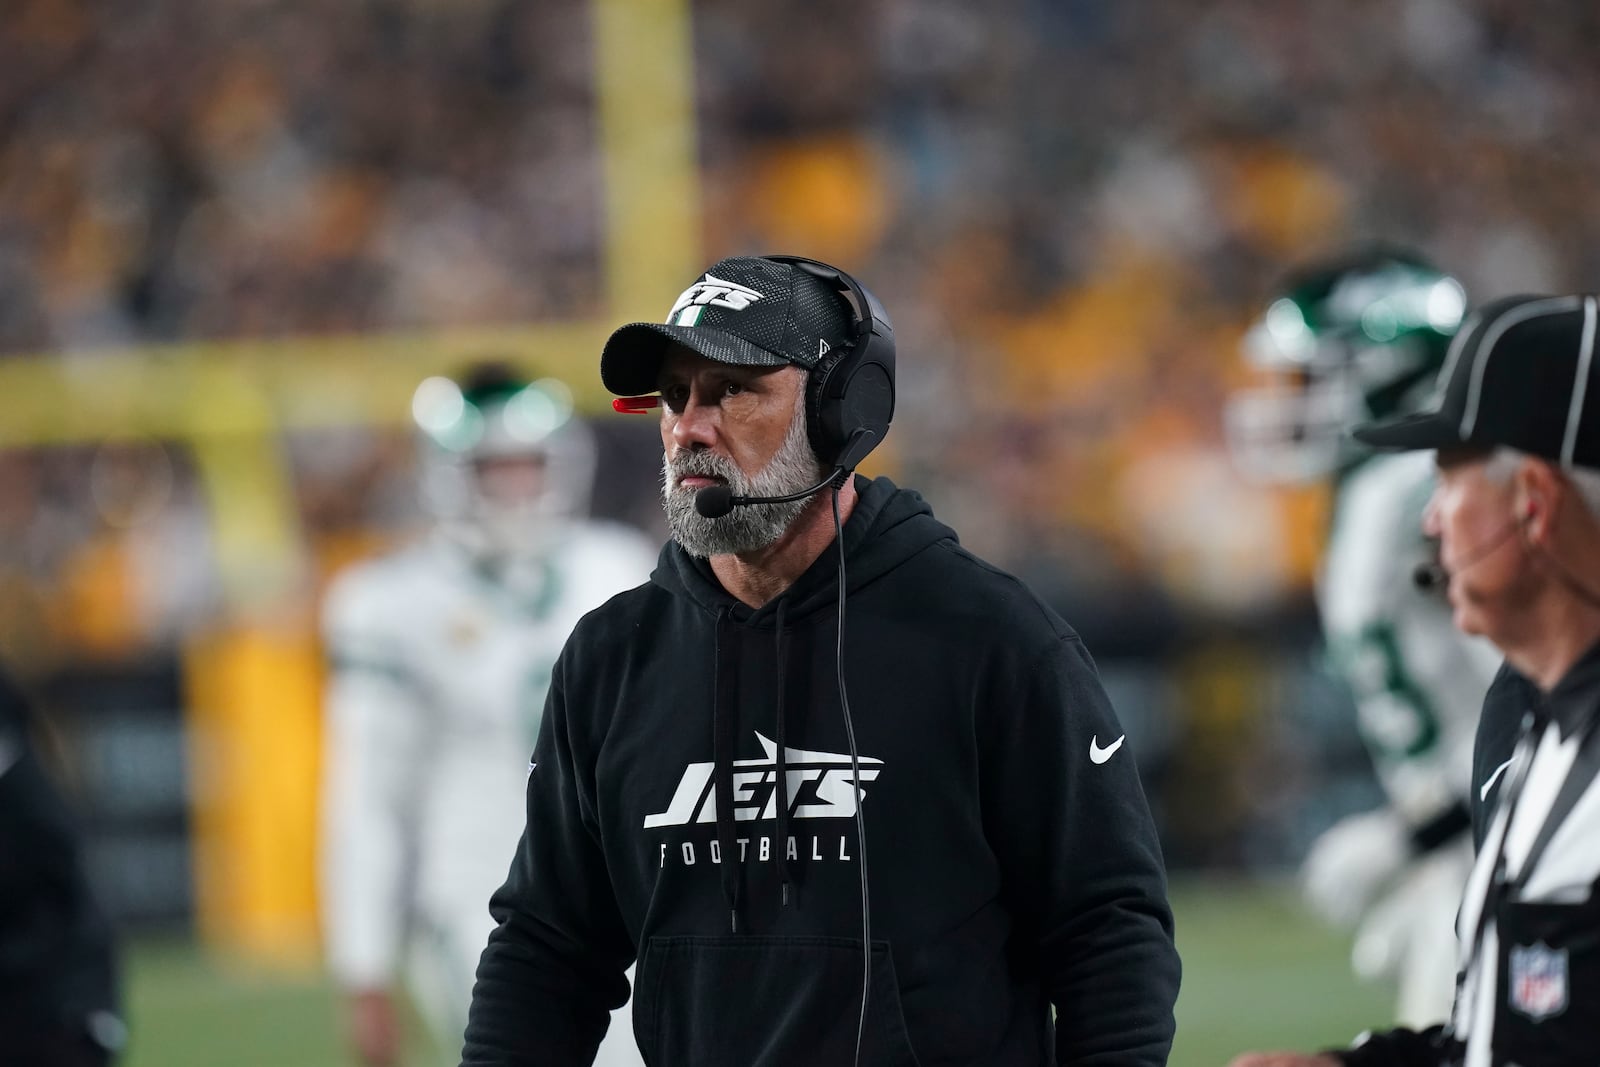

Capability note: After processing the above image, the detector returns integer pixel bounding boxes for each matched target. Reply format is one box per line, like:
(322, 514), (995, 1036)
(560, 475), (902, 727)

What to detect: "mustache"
(665, 449), (741, 490)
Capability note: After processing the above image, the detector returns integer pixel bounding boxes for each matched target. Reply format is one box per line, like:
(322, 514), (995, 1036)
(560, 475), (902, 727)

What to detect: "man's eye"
(724, 381), (744, 396)
(662, 386), (689, 410)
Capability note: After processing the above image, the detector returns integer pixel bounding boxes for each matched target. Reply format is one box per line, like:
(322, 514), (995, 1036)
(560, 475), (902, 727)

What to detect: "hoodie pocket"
(635, 935), (922, 1067)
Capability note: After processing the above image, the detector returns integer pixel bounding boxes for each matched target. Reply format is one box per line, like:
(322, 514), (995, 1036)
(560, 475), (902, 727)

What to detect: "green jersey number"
(1330, 621), (1442, 762)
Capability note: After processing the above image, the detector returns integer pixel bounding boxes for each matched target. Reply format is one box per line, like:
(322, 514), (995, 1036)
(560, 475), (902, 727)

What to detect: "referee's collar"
(1540, 638), (1600, 740)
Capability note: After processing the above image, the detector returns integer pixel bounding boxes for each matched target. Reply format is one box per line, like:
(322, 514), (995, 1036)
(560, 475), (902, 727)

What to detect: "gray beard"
(662, 407), (827, 559)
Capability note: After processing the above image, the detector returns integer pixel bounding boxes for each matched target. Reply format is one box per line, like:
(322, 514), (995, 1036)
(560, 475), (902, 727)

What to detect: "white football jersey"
(319, 522), (657, 1010)
(1319, 450), (1503, 826)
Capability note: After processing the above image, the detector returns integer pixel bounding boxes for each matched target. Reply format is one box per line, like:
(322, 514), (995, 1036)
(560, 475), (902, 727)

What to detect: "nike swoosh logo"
(1089, 734), (1125, 765)
(1480, 758), (1514, 802)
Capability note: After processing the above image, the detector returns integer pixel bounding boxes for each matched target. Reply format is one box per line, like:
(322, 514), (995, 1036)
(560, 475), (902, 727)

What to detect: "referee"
(1231, 293), (1600, 1066)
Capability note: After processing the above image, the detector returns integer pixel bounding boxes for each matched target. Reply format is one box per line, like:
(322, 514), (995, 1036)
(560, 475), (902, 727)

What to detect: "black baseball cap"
(600, 256), (855, 396)
(1353, 293), (1600, 469)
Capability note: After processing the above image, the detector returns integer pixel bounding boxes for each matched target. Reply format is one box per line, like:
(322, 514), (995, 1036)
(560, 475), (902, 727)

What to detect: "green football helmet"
(1226, 246), (1467, 483)
(410, 360), (595, 558)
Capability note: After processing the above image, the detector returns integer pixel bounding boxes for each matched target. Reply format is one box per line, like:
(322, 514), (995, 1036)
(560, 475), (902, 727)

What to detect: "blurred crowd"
(4, 0), (1599, 874)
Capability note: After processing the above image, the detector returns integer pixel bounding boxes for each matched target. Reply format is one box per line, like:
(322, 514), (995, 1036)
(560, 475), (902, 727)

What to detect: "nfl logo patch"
(1509, 941), (1569, 1021)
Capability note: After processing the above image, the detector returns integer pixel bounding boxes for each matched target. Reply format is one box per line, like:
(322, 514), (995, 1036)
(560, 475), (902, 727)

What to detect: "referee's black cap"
(1354, 294), (1600, 470)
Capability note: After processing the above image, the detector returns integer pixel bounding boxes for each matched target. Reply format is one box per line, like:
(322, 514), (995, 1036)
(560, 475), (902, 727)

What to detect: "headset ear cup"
(806, 354), (839, 465)
(836, 359), (894, 464)
(807, 342), (896, 469)
(765, 253), (896, 469)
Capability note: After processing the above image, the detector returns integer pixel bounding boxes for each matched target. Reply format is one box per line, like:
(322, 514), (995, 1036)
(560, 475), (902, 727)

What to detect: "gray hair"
(1485, 448), (1600, 520)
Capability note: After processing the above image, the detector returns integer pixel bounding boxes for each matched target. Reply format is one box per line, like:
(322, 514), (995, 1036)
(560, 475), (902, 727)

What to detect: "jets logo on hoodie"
(643, 731), (883, 828)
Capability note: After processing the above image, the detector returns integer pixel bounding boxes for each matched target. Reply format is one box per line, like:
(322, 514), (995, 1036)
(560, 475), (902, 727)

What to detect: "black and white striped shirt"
(1333, 647), (1600, 1066)
(1452, 643), (1600, 1065)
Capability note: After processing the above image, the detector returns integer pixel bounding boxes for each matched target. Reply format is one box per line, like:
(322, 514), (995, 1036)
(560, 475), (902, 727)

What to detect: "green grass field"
(121, 878), (1394, 1067)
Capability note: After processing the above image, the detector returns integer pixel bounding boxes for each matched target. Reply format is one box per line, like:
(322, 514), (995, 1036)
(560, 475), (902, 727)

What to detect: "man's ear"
(1513, 457), (1565, 542)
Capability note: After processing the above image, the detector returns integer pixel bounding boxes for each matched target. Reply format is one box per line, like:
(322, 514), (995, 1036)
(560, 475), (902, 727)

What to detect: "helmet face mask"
(1226, 367), (1365, 483)
(411, 369), (596, 560)
(1226, 252), (1467, 484)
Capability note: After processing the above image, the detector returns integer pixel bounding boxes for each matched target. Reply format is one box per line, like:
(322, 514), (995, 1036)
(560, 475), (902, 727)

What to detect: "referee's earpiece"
(1518, 497), (1543, 545)
(764, 255), (896, 473)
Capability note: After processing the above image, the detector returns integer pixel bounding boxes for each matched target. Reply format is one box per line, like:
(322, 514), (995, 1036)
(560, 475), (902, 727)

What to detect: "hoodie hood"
(651, 475), (956, 625)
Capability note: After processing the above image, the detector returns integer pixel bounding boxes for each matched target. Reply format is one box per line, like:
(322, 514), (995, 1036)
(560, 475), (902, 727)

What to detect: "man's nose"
(671, 394), (719, 451)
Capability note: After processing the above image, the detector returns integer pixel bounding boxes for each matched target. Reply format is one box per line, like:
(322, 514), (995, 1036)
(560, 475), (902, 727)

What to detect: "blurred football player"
(320, 362), (655, 1066)
(1226, 248), (1503, 1026)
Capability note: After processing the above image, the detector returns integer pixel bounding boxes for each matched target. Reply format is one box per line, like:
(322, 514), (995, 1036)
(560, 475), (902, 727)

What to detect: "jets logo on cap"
(667, 273), (764, 326)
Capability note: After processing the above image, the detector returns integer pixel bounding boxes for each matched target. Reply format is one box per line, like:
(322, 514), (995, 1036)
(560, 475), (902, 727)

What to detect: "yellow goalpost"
(0, 0), (700, 966)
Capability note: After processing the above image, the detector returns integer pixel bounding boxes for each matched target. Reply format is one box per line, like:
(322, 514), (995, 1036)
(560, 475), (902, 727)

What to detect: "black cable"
(833, 485), (870, 1067)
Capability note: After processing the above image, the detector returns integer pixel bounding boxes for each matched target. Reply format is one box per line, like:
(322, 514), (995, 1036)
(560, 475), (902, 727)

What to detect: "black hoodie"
(463, 477), (1180, 1066)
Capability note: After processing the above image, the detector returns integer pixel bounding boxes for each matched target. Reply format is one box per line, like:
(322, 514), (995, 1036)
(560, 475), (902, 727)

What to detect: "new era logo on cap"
(1354, 293), (1600, 470)
(600, 256), (855, 397)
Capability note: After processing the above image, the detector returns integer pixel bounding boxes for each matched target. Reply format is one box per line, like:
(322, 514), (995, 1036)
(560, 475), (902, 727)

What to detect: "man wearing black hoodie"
(461, 255), (1181, 1066)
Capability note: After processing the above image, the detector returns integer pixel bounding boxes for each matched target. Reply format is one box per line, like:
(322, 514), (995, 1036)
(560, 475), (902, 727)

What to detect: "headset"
(763, 254), (897, 473)
(613, 254), (896, 475)
(682, 257), (897, 520)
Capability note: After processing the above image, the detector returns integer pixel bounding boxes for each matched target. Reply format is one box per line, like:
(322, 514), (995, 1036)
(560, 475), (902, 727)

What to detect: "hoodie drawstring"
(713, 600), (799, 931)
(712, 608), (743, 932)
(773, 598), (794, 908)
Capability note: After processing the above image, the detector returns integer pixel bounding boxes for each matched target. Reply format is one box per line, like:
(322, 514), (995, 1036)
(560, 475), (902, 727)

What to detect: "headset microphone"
(693, 470), (831, 519)
(692, 430), (872, 519)
(1412, 560), (1448, 590)
(1412, 512), (1532, 591)
(691, 485), (736, 520)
